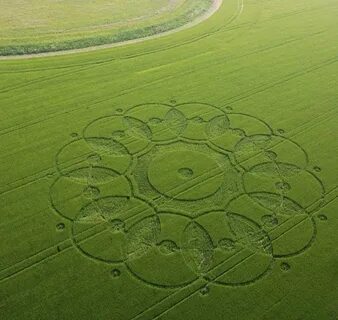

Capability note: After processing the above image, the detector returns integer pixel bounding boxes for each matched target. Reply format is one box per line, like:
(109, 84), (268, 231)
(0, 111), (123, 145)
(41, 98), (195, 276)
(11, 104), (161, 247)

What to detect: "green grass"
(0, 0), (337, 319)
(0, 0), (212, 55)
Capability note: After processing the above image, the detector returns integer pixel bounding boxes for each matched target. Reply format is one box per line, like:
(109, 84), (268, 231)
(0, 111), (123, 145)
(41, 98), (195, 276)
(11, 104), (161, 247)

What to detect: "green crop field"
(0, 0), (337, 319)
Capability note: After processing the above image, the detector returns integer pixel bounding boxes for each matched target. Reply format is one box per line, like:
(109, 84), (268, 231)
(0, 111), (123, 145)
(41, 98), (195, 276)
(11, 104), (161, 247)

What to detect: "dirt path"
(0, 0), (223, 60)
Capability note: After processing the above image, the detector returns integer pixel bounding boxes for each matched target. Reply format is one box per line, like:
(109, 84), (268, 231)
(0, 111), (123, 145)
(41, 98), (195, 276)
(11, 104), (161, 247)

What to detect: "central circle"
(177, 167), (194, 178)
(147, 150), (224, 201)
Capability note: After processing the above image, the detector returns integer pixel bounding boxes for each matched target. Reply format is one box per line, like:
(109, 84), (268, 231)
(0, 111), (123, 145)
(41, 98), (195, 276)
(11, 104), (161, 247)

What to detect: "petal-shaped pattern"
(227, 212), (272, 255)
(206, 115), (230, 138)
(124, 116), (152, 140)
(126, 216), (161, 260)
(164, 108), (187, 136)
(181, 221), (214, 275)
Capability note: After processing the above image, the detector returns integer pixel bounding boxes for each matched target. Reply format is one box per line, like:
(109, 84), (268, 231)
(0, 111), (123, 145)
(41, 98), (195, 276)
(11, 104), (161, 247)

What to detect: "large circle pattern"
(50, 102), (325, 290)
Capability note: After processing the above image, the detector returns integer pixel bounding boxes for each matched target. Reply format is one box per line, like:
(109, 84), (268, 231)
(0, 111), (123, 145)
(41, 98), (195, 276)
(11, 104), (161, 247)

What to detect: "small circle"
(70, 132), (78, 138)
(148, 118), (163, 125)
(111, 269), (121, 278)
(277, 129), (285, 135)
(261, 215), (278, 227)
(200, 286), (210, 296)
(170, 99), (177, 105)
(275, 181), (291, 191)
(158, 240), (179, 255)
(83, 186), (100, 199)
(56, 223), (65, 231)
(218, 238), (236, 251)
(178, 167), (194, 179)
(313, 166), (321, 172)
(110, 219), (125, 232)
(226, 106), (233, 111)
(318, 214), (328, 221)
(280, 262), (291, 271)
(265, 150), (277, 160)
(116, 108), (123, 113)
(87, 153), (101, 164)
(231, 128), (245, 137)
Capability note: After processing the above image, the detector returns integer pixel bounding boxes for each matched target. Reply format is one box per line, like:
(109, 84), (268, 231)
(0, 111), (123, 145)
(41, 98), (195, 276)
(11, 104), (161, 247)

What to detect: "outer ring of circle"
(125, 103), (274, 144)
(122, 103), (184, 143)
(70, 195), (156, 264)
(82, 114), (152, 157)
(224, 193), (318, 259)
(55, 137), (133, 177)
(194, 209), (274, 286)
(241, 166), (325, 215)
(233, 134), (310, 171)
(124, 210), (200, 289)
(50, 170), (134, 222)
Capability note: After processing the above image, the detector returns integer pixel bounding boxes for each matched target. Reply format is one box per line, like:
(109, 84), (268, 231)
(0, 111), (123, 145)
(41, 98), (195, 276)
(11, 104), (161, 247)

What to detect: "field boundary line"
(0, 0), (224, 60)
